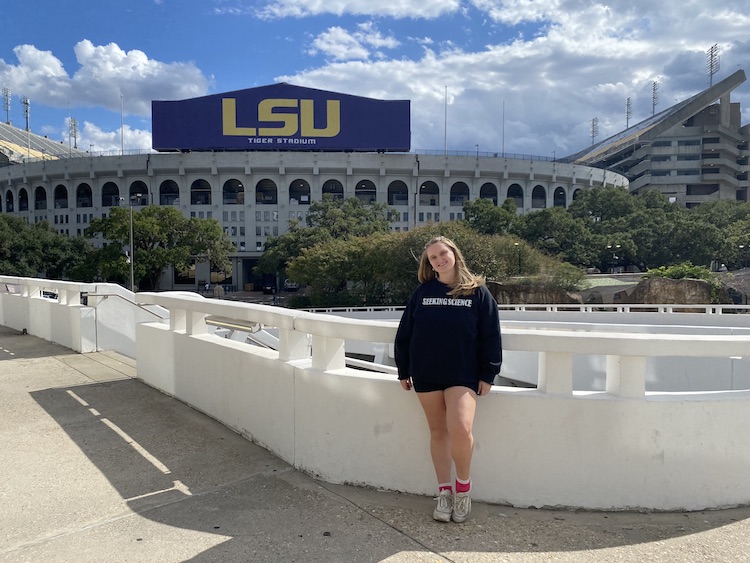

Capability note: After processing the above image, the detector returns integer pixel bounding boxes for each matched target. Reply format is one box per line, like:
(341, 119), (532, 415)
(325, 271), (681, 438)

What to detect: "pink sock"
(438, 483), (453, 493)
(456, 477), (471, 493)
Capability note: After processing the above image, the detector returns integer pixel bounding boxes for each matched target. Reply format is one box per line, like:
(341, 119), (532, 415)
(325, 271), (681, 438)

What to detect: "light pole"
(740, 245), (746, 269)
(129, 197), (135, 292)
(121, 193), (141, 291)
(606, 243), (621, 272)
(514, 242), (521, 275)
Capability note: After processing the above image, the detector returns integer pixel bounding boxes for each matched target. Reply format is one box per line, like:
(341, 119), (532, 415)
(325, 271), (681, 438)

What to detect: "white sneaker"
(433, 489), (453, 522)
(452, 491), (471, 523)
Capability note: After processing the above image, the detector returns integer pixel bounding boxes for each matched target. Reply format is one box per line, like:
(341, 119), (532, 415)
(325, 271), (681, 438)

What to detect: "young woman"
(395, 236), (502, 523)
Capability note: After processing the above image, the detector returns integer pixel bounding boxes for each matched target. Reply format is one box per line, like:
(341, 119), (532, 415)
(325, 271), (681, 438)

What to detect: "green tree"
(463, 197), (515, 235)
(86, 205), (233, 289)
(305, 196), (395, 238)
(0, 215), (92, 279)
(255, 223), (333, 277)
(723, 216), (750, 269)
(567, 185), (640, 223)
(286, 222), (582, 307)
(255, 197), (395, 282)
(689, 199), (750, 230)
(511, 207), (598, 267)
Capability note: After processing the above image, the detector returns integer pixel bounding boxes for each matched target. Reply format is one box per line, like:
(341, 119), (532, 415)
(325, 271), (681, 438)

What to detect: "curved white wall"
(134, 291), (750, 511)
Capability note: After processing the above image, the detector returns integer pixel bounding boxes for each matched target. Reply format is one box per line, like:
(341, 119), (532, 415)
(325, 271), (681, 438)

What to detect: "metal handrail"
(85, 292), (168, 320)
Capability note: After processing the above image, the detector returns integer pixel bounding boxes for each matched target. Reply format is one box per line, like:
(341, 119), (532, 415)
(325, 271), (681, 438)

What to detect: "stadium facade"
(567, 69), (749, 207)
(2, 74), (747, 291)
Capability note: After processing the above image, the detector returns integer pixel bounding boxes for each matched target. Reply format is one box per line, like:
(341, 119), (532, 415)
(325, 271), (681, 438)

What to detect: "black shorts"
(413, 379), (479, 394)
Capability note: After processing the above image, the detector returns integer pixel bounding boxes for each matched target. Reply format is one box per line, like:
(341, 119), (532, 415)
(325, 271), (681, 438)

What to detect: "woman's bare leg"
(443, 386), (478, 481)
(416, 390), (452, 484)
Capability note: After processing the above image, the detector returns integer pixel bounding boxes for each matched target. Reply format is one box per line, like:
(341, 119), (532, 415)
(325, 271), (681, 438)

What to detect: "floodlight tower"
(626, 97), (632, 128)
(68, 117), (78, 153)
(22, 96), (30, 158)
(590, 117), (598, 146)
(707, 43), (720, 87)
(2, 87), (10, 124)
(651, 81), (659, 116)
(22, 96), (30, 130)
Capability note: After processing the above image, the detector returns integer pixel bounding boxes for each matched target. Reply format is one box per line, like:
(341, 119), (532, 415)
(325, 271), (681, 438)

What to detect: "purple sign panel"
(152, 83), (411, 152)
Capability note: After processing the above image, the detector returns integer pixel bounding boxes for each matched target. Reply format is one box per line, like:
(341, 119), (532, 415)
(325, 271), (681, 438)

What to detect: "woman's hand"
(478, 380), (492, 397)
(400, 378), (413, 391)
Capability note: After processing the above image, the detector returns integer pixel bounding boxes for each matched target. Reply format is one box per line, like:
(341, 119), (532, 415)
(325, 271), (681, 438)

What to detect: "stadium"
(1, 72), (747, 291)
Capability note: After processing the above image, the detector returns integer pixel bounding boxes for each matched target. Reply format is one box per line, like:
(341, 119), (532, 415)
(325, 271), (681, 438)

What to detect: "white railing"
(135, 291), (750, 511)
(306, 303), (750, 315)
(0, 276), (166, 357)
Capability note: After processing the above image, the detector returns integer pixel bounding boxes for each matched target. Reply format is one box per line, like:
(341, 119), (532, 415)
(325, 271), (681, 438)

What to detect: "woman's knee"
(449, 423), (473, 443)
(428, 424), (450, 441)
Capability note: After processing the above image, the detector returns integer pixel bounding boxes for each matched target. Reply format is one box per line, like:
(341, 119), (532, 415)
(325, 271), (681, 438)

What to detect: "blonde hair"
(417, 236), (485, 297)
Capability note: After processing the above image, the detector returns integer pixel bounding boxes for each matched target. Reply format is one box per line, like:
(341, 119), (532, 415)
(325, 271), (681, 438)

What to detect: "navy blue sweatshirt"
(394, 278), (502, 388)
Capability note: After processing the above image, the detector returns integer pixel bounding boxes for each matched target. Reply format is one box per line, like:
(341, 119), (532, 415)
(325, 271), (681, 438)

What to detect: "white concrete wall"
(135, 291), (750, 511)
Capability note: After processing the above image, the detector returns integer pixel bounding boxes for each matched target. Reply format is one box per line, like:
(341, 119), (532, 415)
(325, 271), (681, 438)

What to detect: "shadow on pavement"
(26, 372), (750, 562)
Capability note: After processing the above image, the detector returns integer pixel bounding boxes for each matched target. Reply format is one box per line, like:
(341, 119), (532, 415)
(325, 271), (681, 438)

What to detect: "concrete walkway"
(2, 325), (750, 563)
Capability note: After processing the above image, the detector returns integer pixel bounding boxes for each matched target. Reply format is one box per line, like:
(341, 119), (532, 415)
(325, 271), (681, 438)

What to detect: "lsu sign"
(152, 83), (410, 152)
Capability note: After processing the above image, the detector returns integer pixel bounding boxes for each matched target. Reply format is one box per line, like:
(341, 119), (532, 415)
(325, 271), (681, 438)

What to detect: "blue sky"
(2, 0), (749, 157)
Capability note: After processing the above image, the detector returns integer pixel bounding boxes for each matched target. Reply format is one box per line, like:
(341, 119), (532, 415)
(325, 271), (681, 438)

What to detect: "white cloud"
(257, 0), (461, 19)
(79, 121), (153, 154)
(309, 27), (371, 61)
(357, 22), (400, 50)
(277, 1), (750, 156)
(4, 1), (750, 158)
(309, 23), (400, 61)
(0, 40), (210, 117)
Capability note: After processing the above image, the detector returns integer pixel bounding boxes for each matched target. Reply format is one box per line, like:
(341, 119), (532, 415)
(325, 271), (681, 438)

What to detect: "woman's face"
(426, 241), (456, 280)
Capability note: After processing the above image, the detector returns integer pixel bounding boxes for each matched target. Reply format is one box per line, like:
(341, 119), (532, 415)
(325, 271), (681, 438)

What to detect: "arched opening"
(355, 179), (377, 204)
(507, 184), (523, 210)
(572, 188), (584, 200)
(160, 180), (179, 205)
(553, 187), (567, 207)
(34, 186), (48, 210)
(419, 181), (439, 206)
(387, 180), (408, 206)
(5, 190), (13, 212)
(322, 179), (344, 200)
(289, 179), (310, 205)
(532, 185), (547, 209)
(223, 179), (245, 205)
(256, 179), (278, 204)
(19, 188), (29, 211)
(76, 183), (93, 207)
(190, 179), (212, 205)
(101, 182), (120, 207)
(129, 181), (149, 205)
(54, 185), (68, 209)
(449, 182), (469, 207)
(479, 182), (498, 205)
